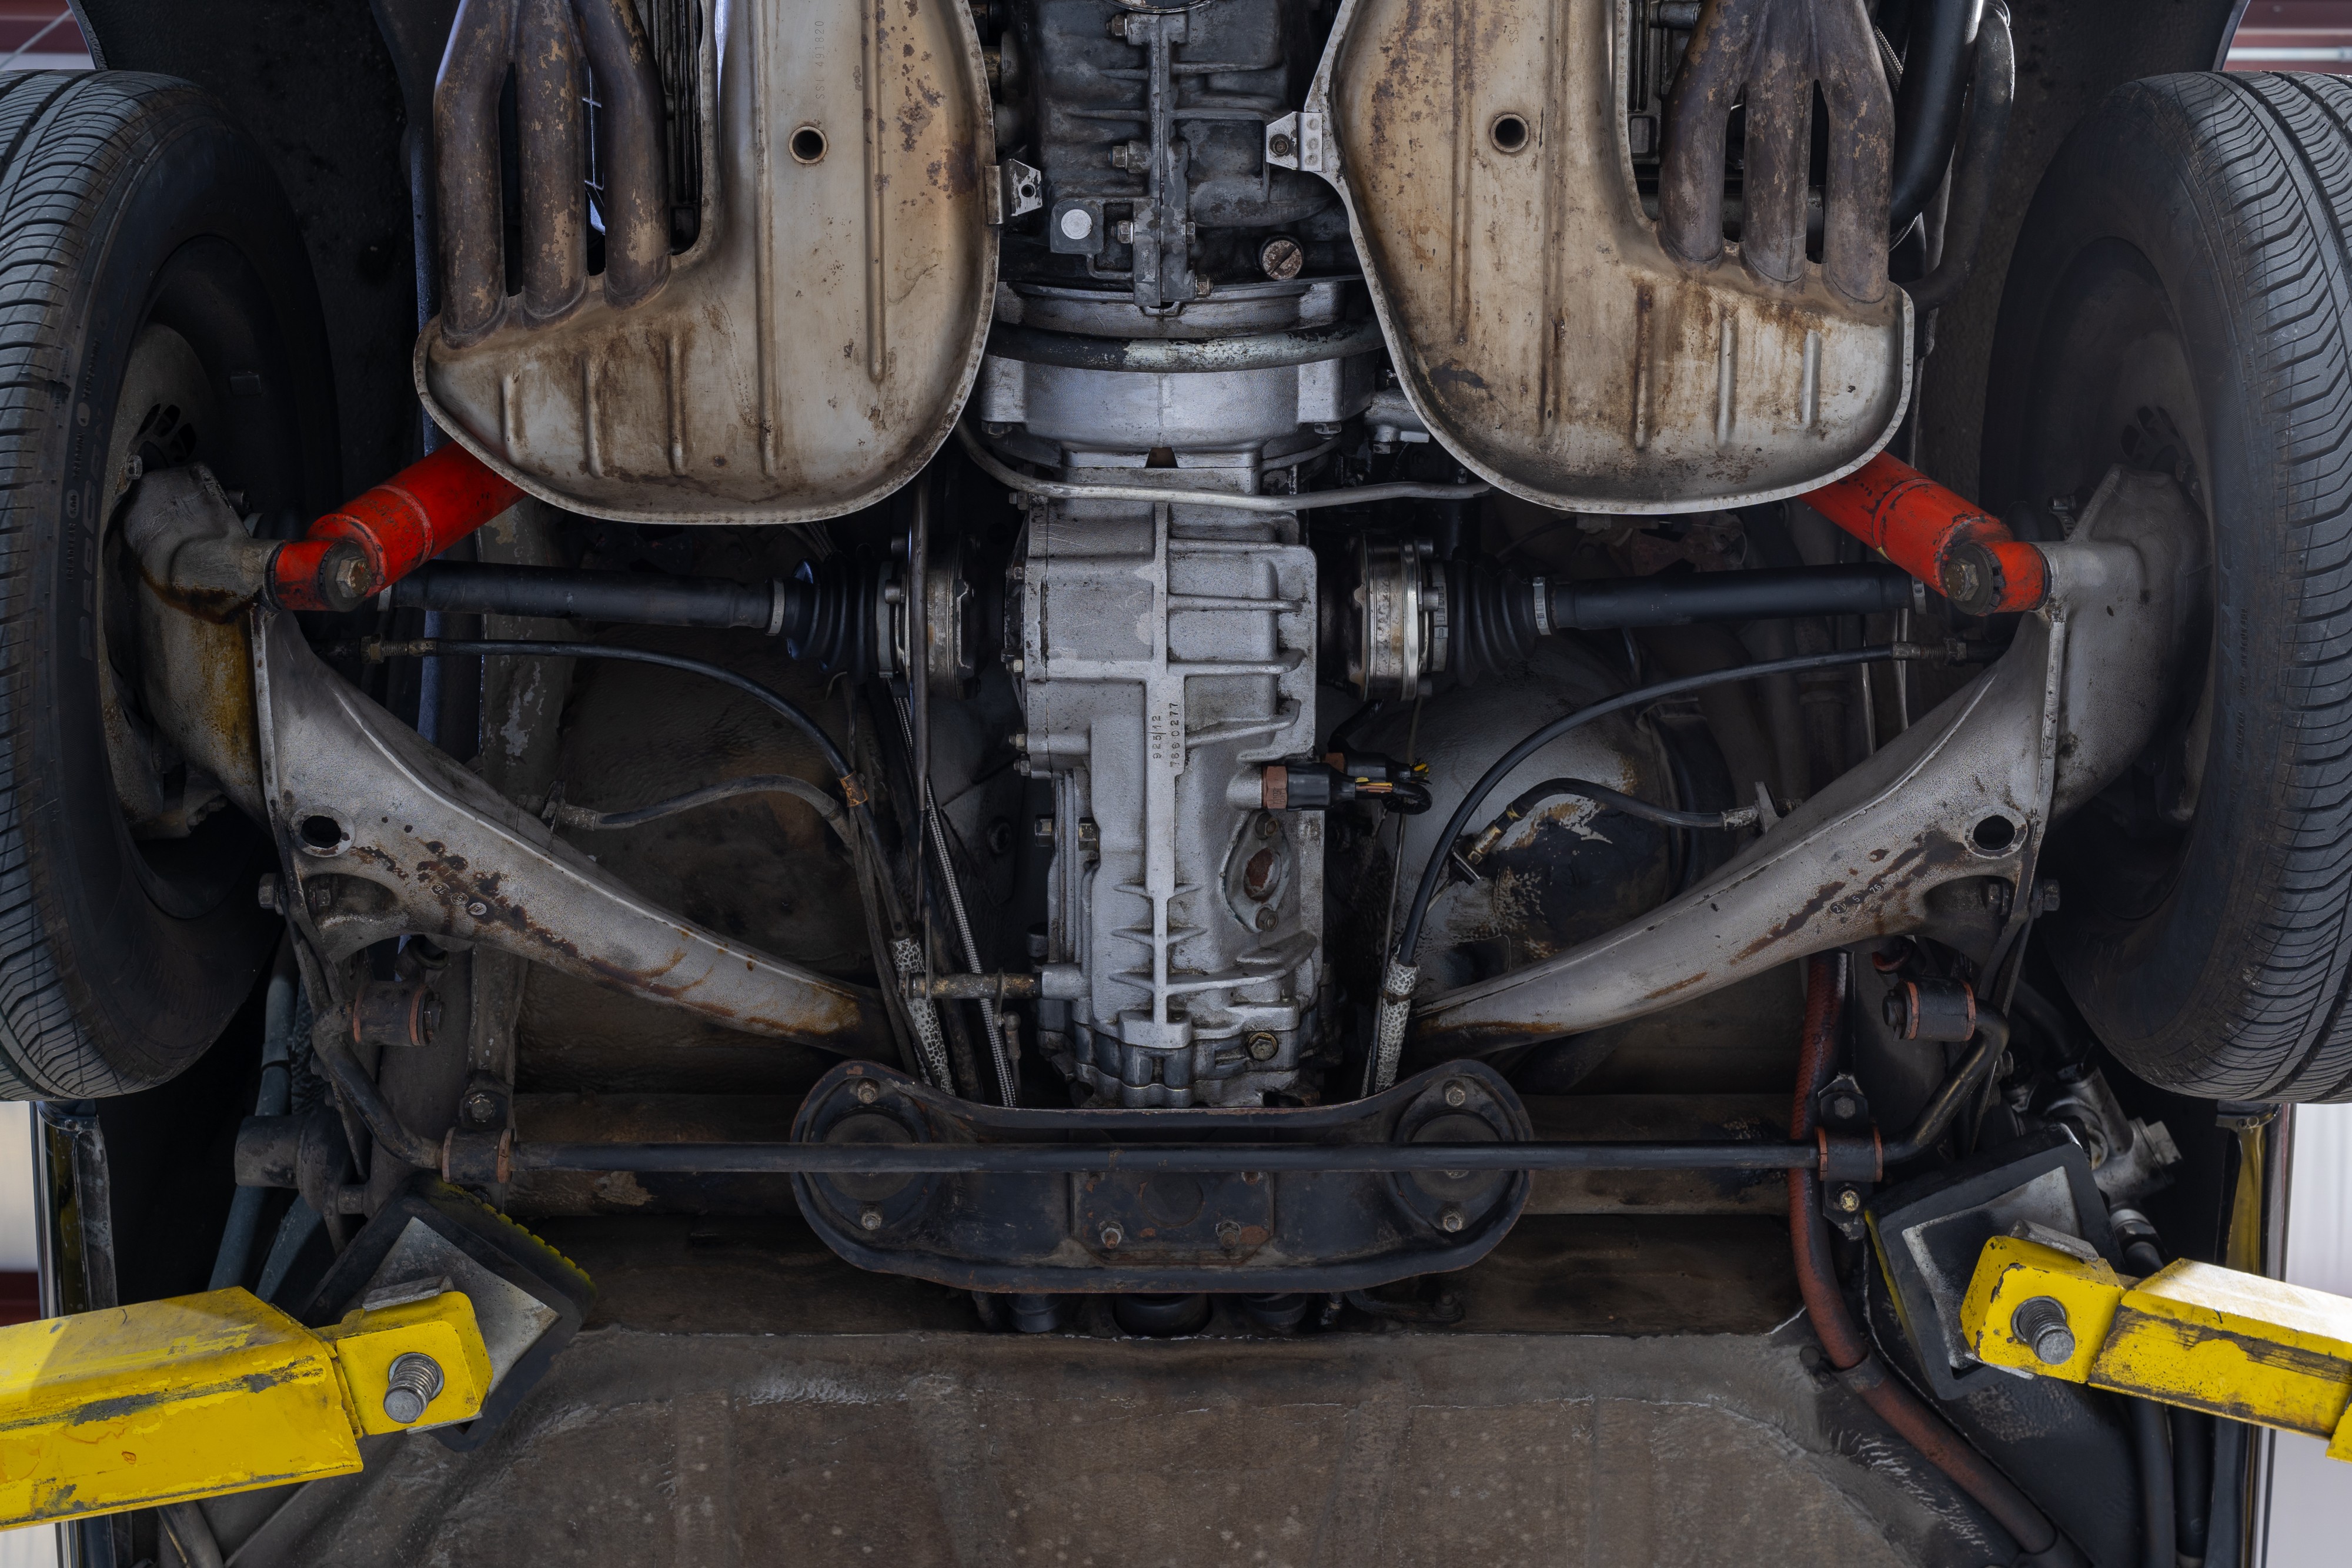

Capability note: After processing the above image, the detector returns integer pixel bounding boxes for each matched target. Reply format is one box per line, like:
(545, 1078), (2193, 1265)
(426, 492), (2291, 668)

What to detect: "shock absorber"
(270, 442), (525, 613)
(1800, 450), (2049, 616)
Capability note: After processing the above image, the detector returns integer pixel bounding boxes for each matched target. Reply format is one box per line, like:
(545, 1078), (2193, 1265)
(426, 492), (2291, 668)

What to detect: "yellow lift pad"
(0, 1286), (490, 1527)
(1962, 1235), (2352, 1461)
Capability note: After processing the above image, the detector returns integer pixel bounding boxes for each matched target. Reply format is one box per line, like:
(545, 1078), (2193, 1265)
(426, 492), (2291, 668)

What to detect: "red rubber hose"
(1787, 953), (2061, 1556)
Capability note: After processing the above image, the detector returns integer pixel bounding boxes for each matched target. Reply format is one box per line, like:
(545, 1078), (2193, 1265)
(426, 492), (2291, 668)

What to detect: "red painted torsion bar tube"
(1786, 954), (2062, 1556)
(272, 443), (524, 612)
(1802, 450), (2048, 616)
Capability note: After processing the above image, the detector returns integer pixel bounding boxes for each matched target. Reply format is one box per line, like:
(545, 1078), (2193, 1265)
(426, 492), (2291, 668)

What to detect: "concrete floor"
(189, 1215), (2009, 1568)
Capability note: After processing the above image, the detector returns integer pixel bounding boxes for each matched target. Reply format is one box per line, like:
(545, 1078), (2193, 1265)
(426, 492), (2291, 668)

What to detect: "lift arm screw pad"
(0, 1283), (493, 1529)
(1959, 1235), (2123, 1383)
(318, 1290), (493, 1437)
(1962, 1234), (2352, 1460)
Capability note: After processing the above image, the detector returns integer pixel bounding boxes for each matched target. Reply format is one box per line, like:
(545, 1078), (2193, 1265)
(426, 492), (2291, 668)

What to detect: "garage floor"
(192, 1216), (2005, 1568)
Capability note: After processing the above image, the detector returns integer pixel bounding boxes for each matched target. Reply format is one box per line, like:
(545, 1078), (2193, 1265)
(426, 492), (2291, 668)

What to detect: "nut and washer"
(1443, 1081), (1469, 1108)
(2010, 1295), (2076, 1365)
(1099, 1222), (1125, 1248)
(1438, 1206), (1465, 1234)
(382, 1352), (445, 1425)
(853, 1079), (881, 1104)
(859, 1207), (885, 1232)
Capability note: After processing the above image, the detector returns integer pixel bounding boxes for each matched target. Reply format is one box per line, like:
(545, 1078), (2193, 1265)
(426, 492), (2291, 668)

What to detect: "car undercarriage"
(7, 0), (2351, 1564)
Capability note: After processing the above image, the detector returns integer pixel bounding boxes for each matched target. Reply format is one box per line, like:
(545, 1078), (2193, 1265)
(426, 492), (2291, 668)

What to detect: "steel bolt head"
(854, 1079), (881, 1104)
(859, 1207), (884, 1232)
(1246, 1032), (1279, 1063)
(1258, 236), (1305, 281)
(1268, 132), (1295, 159)
(256, 872), (281, 912)
(1438, 1206), (1465, 1233)
(1099, 1222), (1124, 1248)
(1254, 906), (1278, 932)
(1216, 1219), (1244, 1248)
(2012, 1295), (2076, 1365)
(381, 1351), (444, 1425)
(1830, 1095), (1859, 1121)
(1443, 1081), (1469, 1108)
(461, 1090), (499, 1124)
(467, 900), (489, 918)
(1835, 1186), (1862, 1213)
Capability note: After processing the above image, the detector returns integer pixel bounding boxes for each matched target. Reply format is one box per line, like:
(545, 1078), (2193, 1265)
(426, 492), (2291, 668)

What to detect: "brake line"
(1393, 646), (1909, 965)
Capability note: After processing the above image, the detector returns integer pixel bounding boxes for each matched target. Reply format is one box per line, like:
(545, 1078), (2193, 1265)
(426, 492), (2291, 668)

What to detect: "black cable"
(375, 638), (906, 963)
(373, 638), (853, 781)
(1328, 697), (1384, 755)
(1396, 647), (1900, 961)
(1470, 775), (1753, 844)
(2126, 1398), (2177, 1568)
(555, 774), (851, 842)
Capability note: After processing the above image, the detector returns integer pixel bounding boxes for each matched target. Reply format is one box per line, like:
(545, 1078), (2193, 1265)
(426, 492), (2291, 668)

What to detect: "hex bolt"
(1099, 1222), (1125, 1248)
(1216, 1219), (1244, 1248)
(1438, 1206), (1465, 1233)
(1830, 1094), (1859, 1121)
(256, 872), (282, 912)
(1268, 131), (1296, 159)
(381, 1352), (445, 1425)
(854, 1079), (881, 1105)
(2011, 1295), (2076, 1365)
(1254, 906), (1279, 932)
(1835, 1187), (1862, 1214)
(460, 1089), (500, 1126)
(859, 1207), (885, 1232)
(1443, 1081), (1469, 1108)
(1246, 1032), (1279, 1062)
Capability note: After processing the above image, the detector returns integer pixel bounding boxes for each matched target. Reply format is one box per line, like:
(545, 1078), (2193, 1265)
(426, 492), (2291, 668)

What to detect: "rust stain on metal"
(1328, 0), (1905, 509)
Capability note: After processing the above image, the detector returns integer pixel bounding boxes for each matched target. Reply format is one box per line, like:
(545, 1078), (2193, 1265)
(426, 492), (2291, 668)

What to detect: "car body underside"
(16, 0), (2337, 1564)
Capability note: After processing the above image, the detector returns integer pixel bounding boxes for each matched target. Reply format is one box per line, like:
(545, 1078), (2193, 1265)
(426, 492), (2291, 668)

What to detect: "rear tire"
(0, 73), (338, 1097)
(1984, 71), (2352, 1102)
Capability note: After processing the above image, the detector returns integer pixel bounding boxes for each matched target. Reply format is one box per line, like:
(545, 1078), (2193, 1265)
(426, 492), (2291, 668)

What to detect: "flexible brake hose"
(1787, 953), (2062, 1557)
(1395, 647), (1903, 962)
(1462, 777), (1760, 868)
(374, 638), (852, 777)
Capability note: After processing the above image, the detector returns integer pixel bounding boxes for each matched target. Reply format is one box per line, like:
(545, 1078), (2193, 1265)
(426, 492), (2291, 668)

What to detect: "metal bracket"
(248, 610), (890, 1054)
(1262, 110), (1328, 174)
(1414, 477), (2196, 1058)
(790, 1058), (1534, 1291)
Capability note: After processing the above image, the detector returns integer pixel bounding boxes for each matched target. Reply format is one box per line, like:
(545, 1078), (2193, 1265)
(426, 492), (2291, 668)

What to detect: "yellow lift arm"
(1962, 1233), (2352, 1460)
(0, 1285), (493, 1527)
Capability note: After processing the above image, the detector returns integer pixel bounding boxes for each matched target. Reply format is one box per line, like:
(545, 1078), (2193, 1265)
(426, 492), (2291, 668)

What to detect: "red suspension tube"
(271, 442), (523, 613)
(1786, 954), (2063, 1558)
(1802, 451), (2048, 617)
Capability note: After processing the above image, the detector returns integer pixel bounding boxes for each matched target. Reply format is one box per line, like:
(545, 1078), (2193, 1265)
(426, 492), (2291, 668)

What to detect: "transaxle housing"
(400, 0), (1919, 1107)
